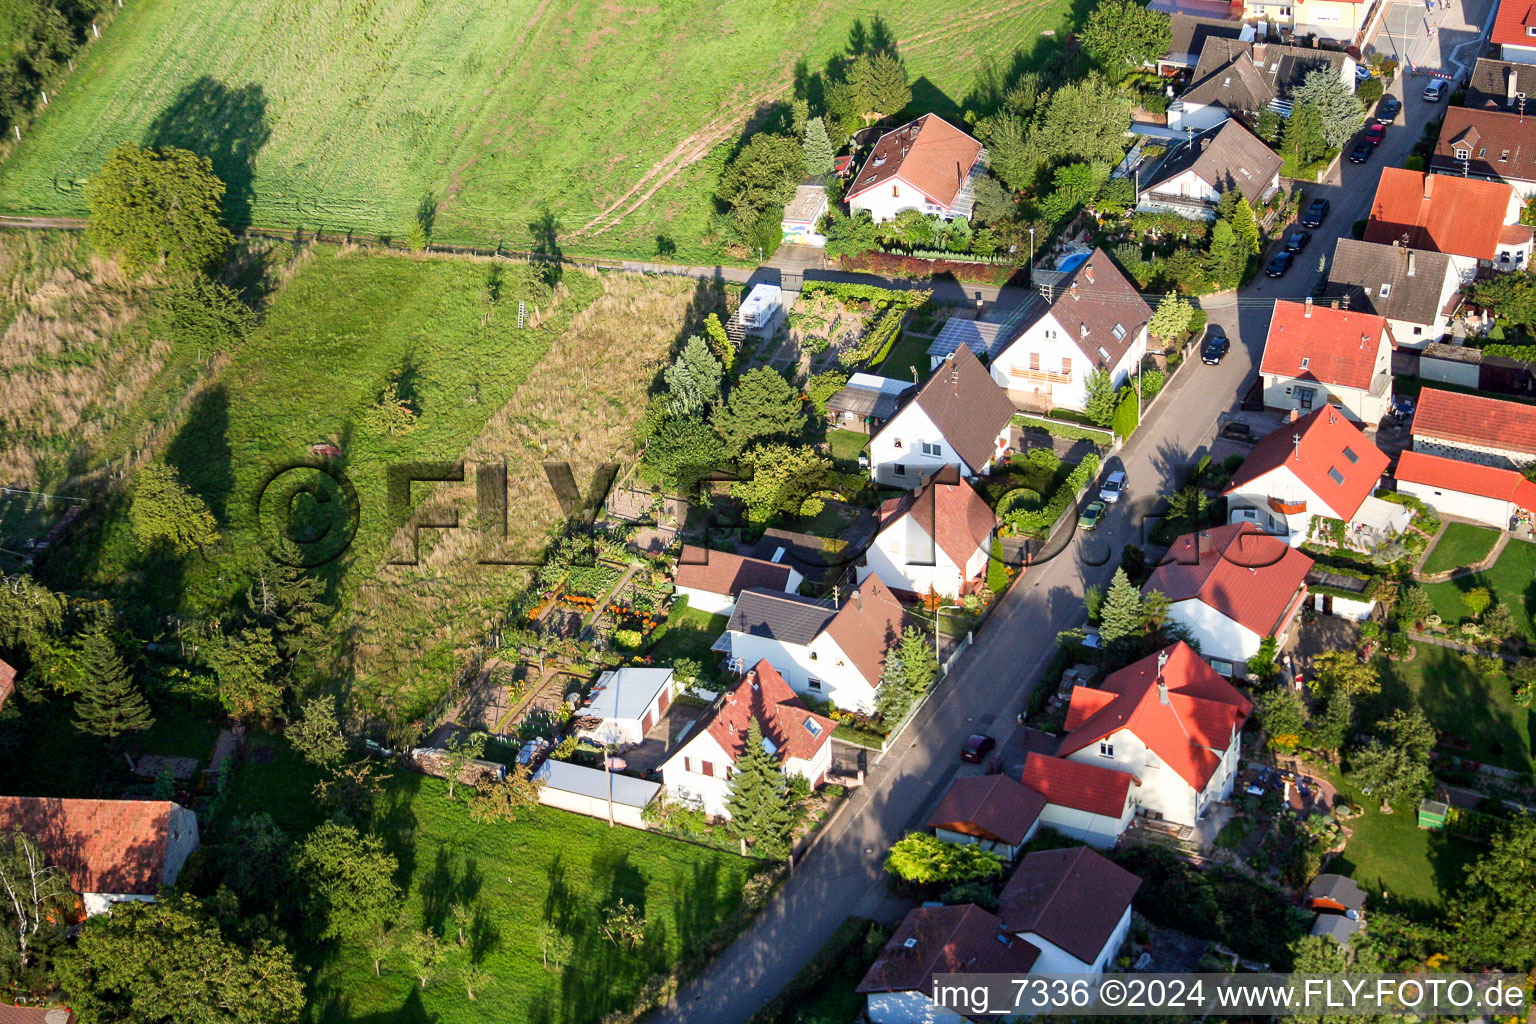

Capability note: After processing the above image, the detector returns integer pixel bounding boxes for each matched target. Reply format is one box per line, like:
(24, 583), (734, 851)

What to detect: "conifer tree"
(802, 116), (835, 176)
(1098, 568), (1144, 654)
(724, 719), (795, 853)
(73, 624), (154, 740)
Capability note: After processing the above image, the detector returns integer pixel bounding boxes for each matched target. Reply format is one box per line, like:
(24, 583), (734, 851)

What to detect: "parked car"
(1285, 230), (1312, 253)
(1100, 470), (1128, 504)
(1077, 499), (1107, 530)
(1348, 140), (1373, 163)
(1366, 123), (1385, 146)
(1423, 80), (1447, 101)
(1266, 251), (1293, 277)
(1355, 63), (1374, 82)
(1301, 198), (1330, 228)
(1376, 95), (1401, 123)
(1201, 327), (1230, 365)
(961, 734), (995, 763)
(1220, 421), (1253, 441)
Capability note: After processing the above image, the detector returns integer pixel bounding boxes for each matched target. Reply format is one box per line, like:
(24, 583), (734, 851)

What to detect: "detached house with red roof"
(712, 573), (907, 712)
(1260, 298), (1394, 425)
(1056, 643), (1252, 828)
(0, 797), (199, 917)
(1224, 406), (1407, 548)
(989, 249), (1153, 414)
(1146, 524), (1314, 669)
(659, 661), (835, 818)
(1395, 451), (1536, 530)
(1492, 0), (1536, 64)
(857, 903), (1040, 1024)
(868, 344), (1015, 489)
(998, 846), (1142, 974)
(1410, 388), (1536, 469)
(846, 114), (986, 224)
(672, 545), (802, 615)
(858, 465), (996, 600)
(1363, 168), (1532, 278)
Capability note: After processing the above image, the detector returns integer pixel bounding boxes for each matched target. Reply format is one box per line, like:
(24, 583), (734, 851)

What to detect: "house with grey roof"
(1170, 38), (1357, 131)
(1160, 13), (1249, 72)
(1323, 238), (1459, 348)
(825, 373), (915, 434)
(1466, 57), (1536, 111)
(1136, 118), (1282, 220)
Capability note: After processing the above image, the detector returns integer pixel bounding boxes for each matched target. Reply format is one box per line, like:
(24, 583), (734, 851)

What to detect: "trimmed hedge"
(801, 281), (929, 310)
(1012, 413), (1114, 444)
(1112, 390), (1139, 439)
(1001, 453), (1101, 536)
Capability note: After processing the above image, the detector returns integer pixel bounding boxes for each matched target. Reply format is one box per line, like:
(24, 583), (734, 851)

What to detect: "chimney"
(1407, 251), (1416, 277)
(1304, 295), (1313, 318)
(853, 587), (862, 610)
(1508, 66), (1518, 103)
(1070, 281), (1080, 301)
(1288, 408), (1299, 423)
(1156, 649), (1170, 704)
(1080, 323), (1090, 340)
(1424, 174), (1435, 200)
(1198, 530), (1214, 556)
(1084, 263), (1095, 284)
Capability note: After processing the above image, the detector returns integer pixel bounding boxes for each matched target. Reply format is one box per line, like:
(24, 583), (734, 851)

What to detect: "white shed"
(534, 759), (661, 829)
(574, 667), (675, 748)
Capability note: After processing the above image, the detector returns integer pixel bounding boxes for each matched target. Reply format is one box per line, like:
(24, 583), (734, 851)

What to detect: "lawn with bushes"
(1368, 645), (1532, 774)
(1420, 522), (1501, 575)
(1423, 539), (1536, 639)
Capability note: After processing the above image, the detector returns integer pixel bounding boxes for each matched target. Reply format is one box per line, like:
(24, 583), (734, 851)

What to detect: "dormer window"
(1527, 24), (1535, 35)
(1501, 149), (1511, 162)
(1454, 147), (1469, 159)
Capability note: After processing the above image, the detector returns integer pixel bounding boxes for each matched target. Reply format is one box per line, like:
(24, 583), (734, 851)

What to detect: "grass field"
(44, 247), (719, 720)
(222, 736), (762, 1024)
(1368, 645), (1533, 774)
(875, 330), (934, 385)
(0, 0), (1075, 261)
(1420, 522), (1500, 575)
(1423, 538), (1536, 639)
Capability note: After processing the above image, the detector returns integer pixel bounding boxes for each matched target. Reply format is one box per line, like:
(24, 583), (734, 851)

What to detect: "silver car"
(1100, 470), (1127, 504)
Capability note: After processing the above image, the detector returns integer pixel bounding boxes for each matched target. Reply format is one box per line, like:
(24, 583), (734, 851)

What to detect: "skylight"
(1328, 467), (1345, 484)
(1097, 346), (1111, 360)
(1300, 356), (1310, 370)
(1343, 446), (1359, 464)
(1112, 323), (1126, 340)
(1379, 283), (1391, 298)
(762, 736), (779, 755)
(803, 717), (823, 738)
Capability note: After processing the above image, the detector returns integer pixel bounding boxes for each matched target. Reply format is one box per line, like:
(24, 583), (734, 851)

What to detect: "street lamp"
(1028, 227), (1036, 276)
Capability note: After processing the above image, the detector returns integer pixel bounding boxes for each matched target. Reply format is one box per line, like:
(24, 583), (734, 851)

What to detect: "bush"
(1013, 414), (1113, 444)
(1112, 390), (1139, 439)
(1002, 454), (1101, 536)
(1025, 447), (1061, 470)
(885, 833), (1005, 890)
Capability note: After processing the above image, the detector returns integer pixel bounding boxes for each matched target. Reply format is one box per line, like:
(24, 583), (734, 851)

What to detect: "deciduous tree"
(1148, 292), (1197, 342)
(441, 731), (488, 799)
(288, 695), (348, 768)
(85, 143), (233, 274)
(1457, 815), (1536, 968)
(1311, 650), (1379, 699)
(1081, 0), (1173, 74)
(644, 415), (727, 489)
(289, 822), (401, 943)
(129, 462), (219, 556)
(730, 444), (832, 523)
(0, 827), (69, 972)
(467, 763), (544, 823)
(198, 626), (283, 722)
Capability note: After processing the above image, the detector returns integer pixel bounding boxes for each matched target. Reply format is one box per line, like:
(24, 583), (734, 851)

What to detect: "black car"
(1285, 230), (1312, 253)
(960, 734), (996, 763)
(1201, 327), (1230, 365)
(1220, 421), (1253, 441)
(1300, 197), (1330, 228)
(1376, 95), (1402, 124)
(1265, 251), (1293, 277)
(1348, 140), (1373, 164)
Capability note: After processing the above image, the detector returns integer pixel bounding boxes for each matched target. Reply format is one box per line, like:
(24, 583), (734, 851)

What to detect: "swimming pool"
(1056, 252), (1089, 272)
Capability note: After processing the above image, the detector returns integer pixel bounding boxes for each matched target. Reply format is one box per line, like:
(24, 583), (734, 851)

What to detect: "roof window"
(1379, 283), (1391, 298)
(1328, 467), (1345, 484)
(803, 717), (823, 738)
(1097, 346), (1111, 360)
(1343, 446), (1359, 464)
(1112, 323), (1127, 340)
(1301, 356), (1310, 370)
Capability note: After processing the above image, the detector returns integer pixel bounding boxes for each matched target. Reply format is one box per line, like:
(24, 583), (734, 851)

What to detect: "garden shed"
(574, 667), (676, 748)
(781, 185), (828, 246)
(1418, 799), (1449, 830)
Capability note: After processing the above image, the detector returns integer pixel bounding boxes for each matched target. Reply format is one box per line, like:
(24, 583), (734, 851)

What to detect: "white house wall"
(991, 317), (1147, 414)
(1166, 599), (1266, 664)
(1419, 357), (1481, 390)
(859, 516), (981, 597)
(1398, 479), (1518, 528)
(1414, 435), (1536, 470)
(1017, 905), (1130, 974)
(933, 824), (1036, 860)
(1034, 803), (1131, 848)
(870, 404), (983, 489)
(662, 732), (735, 817)
(1313, 593), (1377, 621)
(675, 586), (736, 616)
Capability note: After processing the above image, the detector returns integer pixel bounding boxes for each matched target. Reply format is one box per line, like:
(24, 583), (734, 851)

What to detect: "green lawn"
(1367, 645), (1533, 774)
(874, 330), (933, 385)
(0, 0), (1077, 261)
(222, 737), (760, 1024)
(827, 428), (868, 470)
(1420, 522), (1501, 575)
(1423, 538), (1536, 639)
(647, 601), (729, 676)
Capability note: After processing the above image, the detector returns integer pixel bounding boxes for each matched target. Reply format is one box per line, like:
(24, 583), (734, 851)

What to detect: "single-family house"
(1136, 118), (1283, 220)
(673, 545), (802, 615)
(1057, 643), (1252, 827)
(926, 773), (1047, 860)
(868, 344), (1015, 489)
(1224, 406), (1406, 546)
(1394, 451), (1536, 529)
(0, 658), (14, 713)
(712, 573), (907, 712)
(989, 249), (1152, 413)
(998, 846), (1141, 974)
(1492, 0), (1536, 64)
(858, 465), (996, 600)
(1465, 57), (1536, 110)
(1431, 107), (1536, 196)
(1323, 239), (1458, 349)
(1363, 168), (1533, 277)
(0, 797), (199, 917)
(924, 315), (1017, 370)
(781, 184), (829, 245)
(1244, 0), (1374, 42)
(857, 904), (1040, 1024)
(1171, 38), (1355, 131)
(1307, 873), (1367, 913)
(573, 667), (676, 748)
(659, 660), (835, 818)
(1160, 13), (1249, 73)
(846, 114), (986, 224)
(1259, 298), (1394, 425)
(825, 373), (915, 435)
(1020, 752), (1140, 848)
(1145, 524), (1314, 669)
(1410, 387), (1536, 468)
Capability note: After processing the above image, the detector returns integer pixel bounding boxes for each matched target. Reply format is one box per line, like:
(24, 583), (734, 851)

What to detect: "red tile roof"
(926, 773), (1047, 846)
(1224, 406), (1389, 520)
(858, 904), (1040, 996)
(0, 798), (183, 895)
(704, 660), (836, 765)
(0, 1006), (74, 1024)
(877, 465), (996, 572)
(1145, 523), (1314, 635)
(1395, 450), (1536, 511)
(1260, 300), (1390, 390)
(1058, 643), (1251, 791)
(1411, 388), (1536, 457)
(1363, 168), (1518, 260)
(824, 574), (909, 687)
(674, 546), (793, 599)
(0, 658), (14, 712)
(846, 114), (984, 209)
(1020, 752), (1138, 818)
(998, 847), (1142, 964)
(1492, 0), (1536, 49)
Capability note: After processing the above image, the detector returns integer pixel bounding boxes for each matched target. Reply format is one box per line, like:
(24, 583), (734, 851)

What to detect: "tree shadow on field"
(529, 207), (563, 288)
(165, 384), (233, 523)
(145, 78), (271, 228)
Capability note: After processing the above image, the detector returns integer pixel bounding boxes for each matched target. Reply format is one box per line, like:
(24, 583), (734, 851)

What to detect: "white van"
(1423, 80), (1447, 102)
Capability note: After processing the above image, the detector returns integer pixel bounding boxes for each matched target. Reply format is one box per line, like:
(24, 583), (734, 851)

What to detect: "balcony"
(1009, 365), (1073, 384)
(1268, 496), (1307, 515)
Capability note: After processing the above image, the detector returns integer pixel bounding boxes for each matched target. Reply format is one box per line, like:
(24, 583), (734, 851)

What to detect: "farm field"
(1419, 522), (1500, 575)
(44, 250), (707, 721)
(1423, 538), (1536, 640)
(0, 0), (1074, 261)
(222, 735), (764, 1024)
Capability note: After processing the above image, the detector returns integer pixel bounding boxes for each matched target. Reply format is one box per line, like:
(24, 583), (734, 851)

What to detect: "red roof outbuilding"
(1395, 450), (1536, 511)
(0, 798), (190, 896)
(858, 904), (1040, 996)
(1020, 752), (1138, 818)
(1260, 300), (1390, 390)
(998, 847), (1142, 965)
(1410, 388), (1536, 459)
(674, 546), (794, 600)
(926, 773), (1047, 847)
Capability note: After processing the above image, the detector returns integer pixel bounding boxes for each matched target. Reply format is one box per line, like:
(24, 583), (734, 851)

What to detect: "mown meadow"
(0, 0), (1074, 261)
